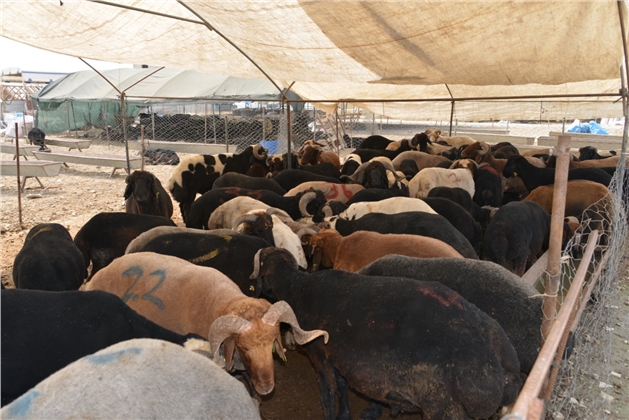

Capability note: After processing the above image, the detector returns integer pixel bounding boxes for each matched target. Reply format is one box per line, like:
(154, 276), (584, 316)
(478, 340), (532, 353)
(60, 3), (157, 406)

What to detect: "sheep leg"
(304, 342), (338, 420)
(335, 370), (351, 420)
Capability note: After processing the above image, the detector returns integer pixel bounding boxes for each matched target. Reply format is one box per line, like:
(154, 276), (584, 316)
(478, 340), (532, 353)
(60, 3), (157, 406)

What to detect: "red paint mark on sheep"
(418, 286), (463, 310)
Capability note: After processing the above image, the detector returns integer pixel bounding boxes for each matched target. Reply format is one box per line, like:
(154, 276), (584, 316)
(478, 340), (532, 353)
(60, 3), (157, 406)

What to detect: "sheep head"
(208, 300), (328, 395)
(460, 141), (485, 162)
(425, 129), (441, 142)
(308, 228), (342, 270)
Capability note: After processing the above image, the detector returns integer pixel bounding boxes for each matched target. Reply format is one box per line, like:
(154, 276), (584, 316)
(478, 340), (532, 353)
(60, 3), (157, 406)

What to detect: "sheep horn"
(297, 227), (319, 241)
(379, 160), (406, 181)
(208, 315), (253, 368)
(265, 207), (289, 218)
(253, 144), (267, 159)
(262, 301), (329, 345)
(249, 248), (264, 280)
(233, 214), (260, 230)
(298, 191), (317, 217)
(478, 142), (490, 156)
(322, 205), (333, 218)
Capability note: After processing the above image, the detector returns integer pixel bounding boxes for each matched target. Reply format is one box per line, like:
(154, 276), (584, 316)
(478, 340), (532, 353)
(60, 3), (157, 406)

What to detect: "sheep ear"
(123, 183), (133, 200)
(208, 315), (252, 367)
(262, 301), (329, 345)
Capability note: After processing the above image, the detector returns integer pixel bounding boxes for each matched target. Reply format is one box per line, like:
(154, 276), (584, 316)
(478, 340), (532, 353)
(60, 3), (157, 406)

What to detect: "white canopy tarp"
(32, 68), (300, 104)
(2, 0), (628, 120)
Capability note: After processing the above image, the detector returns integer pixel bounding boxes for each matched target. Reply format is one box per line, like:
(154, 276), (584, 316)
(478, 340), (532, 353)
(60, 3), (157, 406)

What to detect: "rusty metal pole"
(14, 123), (23, 226)
(541, 135), (571, 343)
(286, 99), (292, 168)
(140, 124), (145, 170)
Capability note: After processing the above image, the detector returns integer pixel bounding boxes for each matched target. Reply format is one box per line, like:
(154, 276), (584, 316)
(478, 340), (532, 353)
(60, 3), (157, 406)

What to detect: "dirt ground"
(1, 139), (628, 419)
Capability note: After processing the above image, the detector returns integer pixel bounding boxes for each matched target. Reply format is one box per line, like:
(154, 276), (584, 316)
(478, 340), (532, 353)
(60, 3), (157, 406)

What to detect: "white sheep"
(208, 196), (291, 230)
(0, 338), (261, 420)
(338, 196), (437, 221)
(408, 167), (476, 199)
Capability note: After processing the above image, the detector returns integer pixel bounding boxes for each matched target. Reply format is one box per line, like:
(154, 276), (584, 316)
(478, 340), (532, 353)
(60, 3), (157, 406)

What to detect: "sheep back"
(1, 339), (260, 420)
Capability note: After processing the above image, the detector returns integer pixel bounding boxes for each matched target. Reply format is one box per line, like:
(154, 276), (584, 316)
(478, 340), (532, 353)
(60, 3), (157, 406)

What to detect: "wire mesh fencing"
(544, 163), (629, 419)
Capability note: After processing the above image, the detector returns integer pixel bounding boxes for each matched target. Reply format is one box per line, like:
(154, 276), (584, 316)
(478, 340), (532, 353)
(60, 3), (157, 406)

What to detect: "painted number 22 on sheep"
(121, 266), (167, 310)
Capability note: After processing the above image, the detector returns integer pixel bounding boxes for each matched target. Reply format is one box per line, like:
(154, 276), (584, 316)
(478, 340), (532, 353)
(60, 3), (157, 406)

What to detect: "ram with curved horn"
(86, 252), (329, 396)
(187, 187), (328, 229)
(340, 158), (406, 190)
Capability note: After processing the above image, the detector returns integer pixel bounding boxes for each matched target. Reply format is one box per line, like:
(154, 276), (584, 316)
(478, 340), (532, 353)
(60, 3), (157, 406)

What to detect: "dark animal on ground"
(12, 223), (86, 290)
(124, 170), (173, 218)
(143, 149), (180, 165)
(73, 212), (176, 280)
(251, 248), (522, 420)
(27, 127), (48, 151)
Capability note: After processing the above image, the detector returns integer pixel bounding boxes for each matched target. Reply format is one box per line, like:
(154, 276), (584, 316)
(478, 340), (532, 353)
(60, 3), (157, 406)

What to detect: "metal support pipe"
(14, 123), (23, 227)
(541, 135), (571, 343)
(120, 93), (131, 173)
(448, 101), (455, 136)
(286, 100), (292, 169)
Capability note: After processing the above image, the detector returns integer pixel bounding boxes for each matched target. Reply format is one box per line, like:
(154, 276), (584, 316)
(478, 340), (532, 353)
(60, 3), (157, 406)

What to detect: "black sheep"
(13, 223), (86, 290)
(482, 201), (550, 276)
(74, 212), (176, 280)
(212, 171), (286, 195)
(269, 169), (340, 192)
(423, 197), (485, 251)
(473, 164), (503, 208)
(124, 170), (173, 218)
(358, 255), (543, 375)
(1, 289), (201, 406)
(129, 231), (272, 296)
(355, 134), (394, 150)
(251, 248), (522, 420)
(502, 155), (612, 192)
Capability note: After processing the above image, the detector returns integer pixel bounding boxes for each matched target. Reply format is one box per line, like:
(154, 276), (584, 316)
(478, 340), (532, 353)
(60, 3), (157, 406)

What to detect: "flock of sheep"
(1, 128), (622, 419)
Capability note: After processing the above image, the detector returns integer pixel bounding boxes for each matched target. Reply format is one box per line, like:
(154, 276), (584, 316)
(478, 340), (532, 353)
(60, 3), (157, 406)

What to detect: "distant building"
(1, 67), (67, 118)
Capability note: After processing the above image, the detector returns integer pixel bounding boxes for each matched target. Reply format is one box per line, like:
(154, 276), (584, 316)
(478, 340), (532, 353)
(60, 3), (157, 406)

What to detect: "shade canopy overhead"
(3, 0), (629, 120)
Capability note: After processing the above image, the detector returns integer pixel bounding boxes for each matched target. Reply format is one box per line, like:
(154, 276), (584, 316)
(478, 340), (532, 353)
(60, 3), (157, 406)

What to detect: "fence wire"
(546, 163), (628, 420)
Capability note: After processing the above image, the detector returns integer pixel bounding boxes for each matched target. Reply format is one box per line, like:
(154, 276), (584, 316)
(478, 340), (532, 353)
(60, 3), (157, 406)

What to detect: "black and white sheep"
(166, 144), (269, 222)
(0, 339), (261, 420)
(12, 223), (86, 290)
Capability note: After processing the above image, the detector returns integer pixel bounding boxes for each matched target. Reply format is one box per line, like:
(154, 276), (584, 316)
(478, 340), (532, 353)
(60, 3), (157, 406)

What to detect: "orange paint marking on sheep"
(418, 286), (463, 310)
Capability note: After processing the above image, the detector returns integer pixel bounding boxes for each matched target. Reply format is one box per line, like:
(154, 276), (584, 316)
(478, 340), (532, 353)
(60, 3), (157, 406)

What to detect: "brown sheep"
(391, 150), (451, 171)
(308, 229), (463, 272)
(298, 141), (342, 169)
(124, 170), (173, 218)
(523, 180), (612, 219)
(85, 252), (328, 396)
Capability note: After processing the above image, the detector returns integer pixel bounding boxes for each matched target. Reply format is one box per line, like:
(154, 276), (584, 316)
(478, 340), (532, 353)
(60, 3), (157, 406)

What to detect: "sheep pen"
(0, 139), (628, 420)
